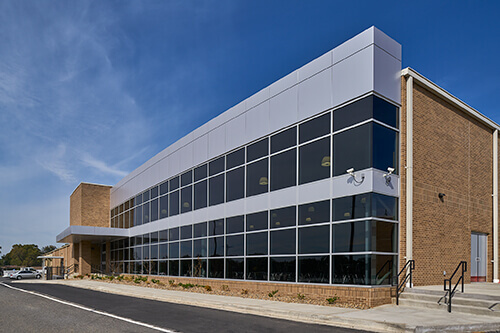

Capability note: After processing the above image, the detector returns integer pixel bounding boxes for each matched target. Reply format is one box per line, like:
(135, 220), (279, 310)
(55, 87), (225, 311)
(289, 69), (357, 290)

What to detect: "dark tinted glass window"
(372, 193), (397, 220)
(180, 240), (192, 258)
(150, 245), (158, 259)
(209, 219), (224, 236)
(246, 158), (268, 197)
(169, 176), (179, 191)
(193, 239), (207, 257)
(226, 167), (244, 202)
(181, 186), (192, 213)
(270, 148), (296, 191)
(169, 227), (179, 241)
(151, 186), (158, 199)
(135, 194), (142, 205)
(298, 256), (329, 283)
(271, 127), (296, 153)
(194, 164), (207, 182)
(159, 244), (168, 259)
(333, 95), (373, 132)
(246, 257), (267, 280)
(150, 199), (158, 221)
(169, 260), (179, 276)
(160, 182), (168, 195)
(208, 259), (224, 278)
(181, 170), (192, 186)
(270, 257), (295, 282)
(169, 191), (179, 216)
(135, 205), (142, 226)
(159, 230), (168, 242)
(332, 221), (369, 253)
(143, 191), (150, 202)
(209, 157), (225, 176)
(181, 225), (192, 239)
(150, 231), (158, 244)
(209, 236), (224, 257)
(246, 232), (268, 255)
(298, 225), (329, 254)
(373, 123), (398, 174)
(194, 222), (207, 238)
(270, 229), (296, 255)
(227, 148), (245, 169)
(159, 195), (168, 219)
(333, 123), (371, 176)
(299, 137), (330, 184)
(299, 200), (330, 225)
(226, 235), (244, 256)
(169, 242), (179, 258)
(332, 254), (370, 285)
(143, 233), (150, 244)
(299, 113), (330, 144)
(226, 215), (244, 234)
(373, 96), (398, 128)
(193, 258), (206, 277)
(226, 258), (244, 279)
(247, 138), (268, 162)
(194, 180), (207, 210)
(142, 203), (150, 223)
(270, 206), (296, 229)
(209, 174), (224, 206)
(180, 260), (192, 276)
(332, 196), (354, 221)
(246, 211), (268, 231)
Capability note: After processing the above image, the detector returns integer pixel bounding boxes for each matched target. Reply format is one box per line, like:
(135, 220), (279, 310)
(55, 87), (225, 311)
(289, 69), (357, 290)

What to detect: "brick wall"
(70, 183), (111, 227)
(123, 275), (393, 308)
(401, 76), (495, 285)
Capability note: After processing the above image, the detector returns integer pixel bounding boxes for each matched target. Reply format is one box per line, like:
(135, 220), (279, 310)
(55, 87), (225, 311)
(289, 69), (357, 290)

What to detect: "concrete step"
(398, 289), (500, 317)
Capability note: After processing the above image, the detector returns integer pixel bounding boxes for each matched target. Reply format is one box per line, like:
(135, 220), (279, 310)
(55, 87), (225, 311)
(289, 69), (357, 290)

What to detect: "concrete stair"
(398, 288), (500, 317)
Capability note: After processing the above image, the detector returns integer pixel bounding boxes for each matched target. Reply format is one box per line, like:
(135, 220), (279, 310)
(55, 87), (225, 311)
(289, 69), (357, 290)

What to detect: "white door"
(471, 233), (487, 282)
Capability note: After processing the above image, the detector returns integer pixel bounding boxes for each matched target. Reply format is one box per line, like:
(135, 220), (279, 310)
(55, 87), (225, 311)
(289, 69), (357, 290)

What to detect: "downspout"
(406, 75), (414, 266)
(494, 129), (498, 283)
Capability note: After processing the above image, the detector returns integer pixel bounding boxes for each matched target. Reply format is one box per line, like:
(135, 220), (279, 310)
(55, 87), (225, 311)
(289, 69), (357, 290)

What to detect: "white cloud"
(81, 153), (128, 178)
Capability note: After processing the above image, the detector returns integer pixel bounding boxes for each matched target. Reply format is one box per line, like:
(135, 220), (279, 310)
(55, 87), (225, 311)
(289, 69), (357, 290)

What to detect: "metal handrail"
(394, 260), (415, 305)
(444, 261), (467, 312)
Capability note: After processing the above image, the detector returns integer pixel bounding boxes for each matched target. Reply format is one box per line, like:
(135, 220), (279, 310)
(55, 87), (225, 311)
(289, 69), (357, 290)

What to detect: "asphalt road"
(1, 278), (371, 333)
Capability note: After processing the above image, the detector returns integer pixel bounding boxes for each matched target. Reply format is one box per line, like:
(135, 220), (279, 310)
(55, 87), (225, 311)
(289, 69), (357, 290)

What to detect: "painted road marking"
(0, 282), (178, 333)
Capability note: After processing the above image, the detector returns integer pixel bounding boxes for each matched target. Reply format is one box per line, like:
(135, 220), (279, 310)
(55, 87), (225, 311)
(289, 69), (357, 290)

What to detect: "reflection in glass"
(209, 219), (224, 236)
(194, 180), (207, 210)
(181, 186), (192, 213)
(181, 225), (192, 240)
(194, 164), (207, 182)
(271, 127), (296, 154)
(159, 195), (168, 219)
(298, 200), (330, 225)
(246, 158), (268, 197)
(226, 258), (244, 279)
(226, 234), (244, 256)
(298, 225), (329, 254)
(299, 137), (330, 184)
(227, 148), (245, 169)
(193, 239), (207, 257)
(246, 257), (268, 280)
(169, 260), (179, 276)
(193, 258), (206, 277)
(194, 222), (207, 238)
(271, 206), (296, 229)
(209, 156), (225, 176)
(270, 229), (296, 255)
(208, 259), (224, 278)
(298, 256), (329, 283)
(226, 215), (244, 234)
(209, 174), (224, 206)
(246, 211), (268, 231)
(247, 138), (268, 162)
(180, 260), (192, 277)
(209, 236), (224, 257)
(169, 191), (179, 216)
(270, 257), (295, 282)
(246, 232), (268, 255)
(271, 149), (296, 191)
(299, 113), (330, 144)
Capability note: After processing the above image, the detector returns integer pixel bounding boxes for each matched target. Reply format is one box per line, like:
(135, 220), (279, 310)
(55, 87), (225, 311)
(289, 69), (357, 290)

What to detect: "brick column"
(79, 241), (92, 275)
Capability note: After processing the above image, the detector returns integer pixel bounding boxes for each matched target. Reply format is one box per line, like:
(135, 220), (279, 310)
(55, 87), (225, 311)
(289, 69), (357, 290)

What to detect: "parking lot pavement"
(0, 280), (161, 333)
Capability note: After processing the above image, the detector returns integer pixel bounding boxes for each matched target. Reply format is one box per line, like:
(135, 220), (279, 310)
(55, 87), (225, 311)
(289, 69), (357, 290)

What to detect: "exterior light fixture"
(346, 168), (365, 184)
(321, 156), (331, 167)
(438, 193), (446, 202)
(305, 217), (312, 222)
(259, 177), (268, 185)
(183, 202), (190, 208)
(161, 209), (167, 215)
(275, 222), (281, 226)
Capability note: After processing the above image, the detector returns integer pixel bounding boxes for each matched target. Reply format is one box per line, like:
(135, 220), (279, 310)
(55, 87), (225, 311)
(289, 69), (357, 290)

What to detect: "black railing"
(444, 261), (467, 313)
(394, 260), (415, 305)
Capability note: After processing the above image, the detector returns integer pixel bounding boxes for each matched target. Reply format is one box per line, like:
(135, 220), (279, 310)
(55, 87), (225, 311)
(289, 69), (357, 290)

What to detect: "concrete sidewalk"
(14, 279), (500, 332)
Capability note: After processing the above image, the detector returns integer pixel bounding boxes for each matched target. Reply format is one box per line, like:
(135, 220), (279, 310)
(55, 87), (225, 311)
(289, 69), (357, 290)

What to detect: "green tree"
(41, 245), (57, 254)
(5, 244), (42, 267)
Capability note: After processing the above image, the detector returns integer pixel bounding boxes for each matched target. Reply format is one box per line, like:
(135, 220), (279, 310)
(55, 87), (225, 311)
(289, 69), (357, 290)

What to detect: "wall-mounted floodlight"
(346, 168), (365, 184)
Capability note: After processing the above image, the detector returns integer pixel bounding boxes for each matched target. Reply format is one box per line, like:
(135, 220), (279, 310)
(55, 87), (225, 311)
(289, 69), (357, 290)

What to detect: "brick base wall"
(122, 275), (393, 308)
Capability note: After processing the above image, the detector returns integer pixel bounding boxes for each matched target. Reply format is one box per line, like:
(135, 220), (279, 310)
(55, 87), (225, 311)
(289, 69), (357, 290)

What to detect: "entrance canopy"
(56, 225), (128, 244)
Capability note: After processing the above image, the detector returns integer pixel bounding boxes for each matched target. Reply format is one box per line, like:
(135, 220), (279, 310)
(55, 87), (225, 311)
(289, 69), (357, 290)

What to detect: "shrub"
(297, 293), (305, 300)
(204, 285), (212, 291)
(326, 296), (339, 304)
(241, 289), (248, 295)
(268, 290), (279, 297)
(151, 279), (160, 284)
(221, 285), (229, 291)
(168, 280), (175, 286)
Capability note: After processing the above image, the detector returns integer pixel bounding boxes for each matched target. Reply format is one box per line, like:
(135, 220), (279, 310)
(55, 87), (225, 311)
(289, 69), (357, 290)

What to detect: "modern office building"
(55, 27), (497, 307)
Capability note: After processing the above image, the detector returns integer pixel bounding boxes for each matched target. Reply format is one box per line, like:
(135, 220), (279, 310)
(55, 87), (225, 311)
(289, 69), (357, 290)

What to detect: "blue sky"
(1, 0), (499, 253)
